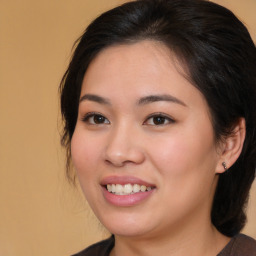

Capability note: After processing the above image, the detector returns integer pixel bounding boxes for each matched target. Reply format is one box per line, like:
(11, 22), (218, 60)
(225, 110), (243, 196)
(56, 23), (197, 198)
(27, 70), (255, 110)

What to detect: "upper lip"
(101, 176), (156, 187)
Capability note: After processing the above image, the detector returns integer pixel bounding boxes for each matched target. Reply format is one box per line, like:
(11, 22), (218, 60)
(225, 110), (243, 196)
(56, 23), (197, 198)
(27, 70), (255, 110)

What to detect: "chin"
(96, 211), (156, 238)
(107, 224), (151, 238)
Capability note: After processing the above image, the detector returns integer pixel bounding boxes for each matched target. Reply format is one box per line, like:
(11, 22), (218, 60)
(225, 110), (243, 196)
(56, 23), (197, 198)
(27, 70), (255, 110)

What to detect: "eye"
(81, 112), (110, 125)
(144, 113), (174, 126)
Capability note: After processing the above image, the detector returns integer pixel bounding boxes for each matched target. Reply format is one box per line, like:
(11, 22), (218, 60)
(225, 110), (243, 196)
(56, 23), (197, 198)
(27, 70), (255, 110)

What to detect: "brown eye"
(82, 113), (110, 125)
(144, 113), (175, 126)
(93, 115), (107, 124)
(152, 116), (166, 125)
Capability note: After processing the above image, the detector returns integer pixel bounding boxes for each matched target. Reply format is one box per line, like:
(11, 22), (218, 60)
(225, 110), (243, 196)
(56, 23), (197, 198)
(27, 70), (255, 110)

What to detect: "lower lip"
(102, 187), (155, 207)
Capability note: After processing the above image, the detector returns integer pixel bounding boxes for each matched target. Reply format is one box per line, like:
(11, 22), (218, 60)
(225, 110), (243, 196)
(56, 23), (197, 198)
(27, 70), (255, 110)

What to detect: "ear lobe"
(215, 118), (246, 174)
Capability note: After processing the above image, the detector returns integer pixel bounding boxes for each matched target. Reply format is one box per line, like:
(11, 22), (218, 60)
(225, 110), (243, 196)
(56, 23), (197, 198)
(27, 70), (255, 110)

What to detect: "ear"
(215, 118), (246, 174)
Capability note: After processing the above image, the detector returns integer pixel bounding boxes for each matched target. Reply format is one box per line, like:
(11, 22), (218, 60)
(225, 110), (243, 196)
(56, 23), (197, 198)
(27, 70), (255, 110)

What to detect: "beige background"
(0, 0), (255, 255)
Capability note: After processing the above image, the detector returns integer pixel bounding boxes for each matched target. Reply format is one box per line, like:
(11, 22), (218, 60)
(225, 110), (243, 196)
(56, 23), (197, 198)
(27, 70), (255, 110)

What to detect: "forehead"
(80, 40), (213, 129)
(82, 40), (189, 93)
(81, 40), (210, 110)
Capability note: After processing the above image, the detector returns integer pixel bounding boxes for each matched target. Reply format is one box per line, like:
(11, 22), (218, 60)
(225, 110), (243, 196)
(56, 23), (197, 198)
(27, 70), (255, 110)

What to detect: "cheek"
(70, 129), (99, 179)
(70, 130), (102, 204)
(149, 134), (218, 217)
(148, 126), (218, 185)
(148, 133), (205, 171)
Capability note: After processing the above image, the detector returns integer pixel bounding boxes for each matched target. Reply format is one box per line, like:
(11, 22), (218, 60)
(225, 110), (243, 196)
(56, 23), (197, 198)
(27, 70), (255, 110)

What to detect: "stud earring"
(222, 162), (228, 171)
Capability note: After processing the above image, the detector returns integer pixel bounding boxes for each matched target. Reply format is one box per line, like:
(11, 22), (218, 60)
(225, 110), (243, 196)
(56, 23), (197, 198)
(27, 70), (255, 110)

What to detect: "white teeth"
(106, 183), (153, 195)
(141, 185), (146, 192)
(133, 184), (141, 193)
(124, 184), (133, 194)
(115, 184), (123, 194)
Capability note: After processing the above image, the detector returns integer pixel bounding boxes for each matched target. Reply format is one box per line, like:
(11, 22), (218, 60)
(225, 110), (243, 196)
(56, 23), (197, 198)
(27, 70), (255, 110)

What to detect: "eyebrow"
(137, 94), (187, 107)
(79, 93), (187, 107)
(79, 94), (111, 105)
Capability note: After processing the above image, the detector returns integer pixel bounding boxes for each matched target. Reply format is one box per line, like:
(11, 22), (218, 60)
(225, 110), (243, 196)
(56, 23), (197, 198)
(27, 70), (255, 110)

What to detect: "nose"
(104, 125), (145, 167)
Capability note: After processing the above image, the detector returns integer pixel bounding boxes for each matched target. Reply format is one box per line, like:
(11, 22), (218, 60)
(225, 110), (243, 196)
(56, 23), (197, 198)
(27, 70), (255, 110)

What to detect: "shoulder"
(231, 234), (256, 255)
(71, 236), (114, 256)
(219, 234), (256, 256)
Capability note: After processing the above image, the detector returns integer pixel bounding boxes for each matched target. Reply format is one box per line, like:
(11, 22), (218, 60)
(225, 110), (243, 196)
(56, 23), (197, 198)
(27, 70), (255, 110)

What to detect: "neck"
(110, 218), (230, 256)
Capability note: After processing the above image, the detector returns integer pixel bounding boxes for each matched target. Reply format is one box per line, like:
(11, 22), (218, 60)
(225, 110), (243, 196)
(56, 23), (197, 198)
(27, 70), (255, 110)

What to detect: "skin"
(71, 40), (241, 256)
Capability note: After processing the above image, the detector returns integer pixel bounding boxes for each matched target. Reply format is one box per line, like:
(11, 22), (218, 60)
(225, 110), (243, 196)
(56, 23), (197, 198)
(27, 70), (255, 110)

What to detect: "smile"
(106, 184), (153, 195)
(101, 176), (156, 206)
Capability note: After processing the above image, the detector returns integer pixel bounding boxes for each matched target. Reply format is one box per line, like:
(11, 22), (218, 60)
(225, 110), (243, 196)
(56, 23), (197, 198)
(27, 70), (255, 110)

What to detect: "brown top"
(218, 234), (256, 256)
(72, 234), (256, 256)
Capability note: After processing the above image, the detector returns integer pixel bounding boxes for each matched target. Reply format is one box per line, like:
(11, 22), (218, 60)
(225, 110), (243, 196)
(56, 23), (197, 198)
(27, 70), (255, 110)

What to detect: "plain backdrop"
(0, 0), (255, 255)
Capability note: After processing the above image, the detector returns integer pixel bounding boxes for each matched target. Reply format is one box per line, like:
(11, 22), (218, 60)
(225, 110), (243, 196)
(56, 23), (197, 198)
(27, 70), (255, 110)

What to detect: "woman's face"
(71, 40), (223, 238)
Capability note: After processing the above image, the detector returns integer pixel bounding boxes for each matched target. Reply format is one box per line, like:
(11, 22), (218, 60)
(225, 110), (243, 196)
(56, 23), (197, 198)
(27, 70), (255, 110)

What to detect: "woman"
(59, 0), (256, 255)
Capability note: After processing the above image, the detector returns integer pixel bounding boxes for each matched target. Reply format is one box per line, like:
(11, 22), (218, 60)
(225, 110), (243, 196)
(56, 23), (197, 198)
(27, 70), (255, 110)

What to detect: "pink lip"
(101, 175), (155, 187)
(102, 186), (155, 207)
(100, 176), (156, 207)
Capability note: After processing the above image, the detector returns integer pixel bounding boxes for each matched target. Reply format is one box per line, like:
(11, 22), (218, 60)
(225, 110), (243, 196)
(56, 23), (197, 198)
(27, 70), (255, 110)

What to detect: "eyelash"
(81, 112), (175, 126)
(81, 112), (110, 125)
(143, 113), (175, 126)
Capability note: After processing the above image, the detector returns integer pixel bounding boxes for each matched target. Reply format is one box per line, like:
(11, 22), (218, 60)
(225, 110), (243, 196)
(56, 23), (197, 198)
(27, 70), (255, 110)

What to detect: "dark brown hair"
(59, 0), (256, 236)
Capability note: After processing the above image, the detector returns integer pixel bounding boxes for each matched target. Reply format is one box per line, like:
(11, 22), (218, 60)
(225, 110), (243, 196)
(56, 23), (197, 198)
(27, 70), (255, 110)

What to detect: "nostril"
(104, 150), (145, 167)
(104, 158), (125, 167)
